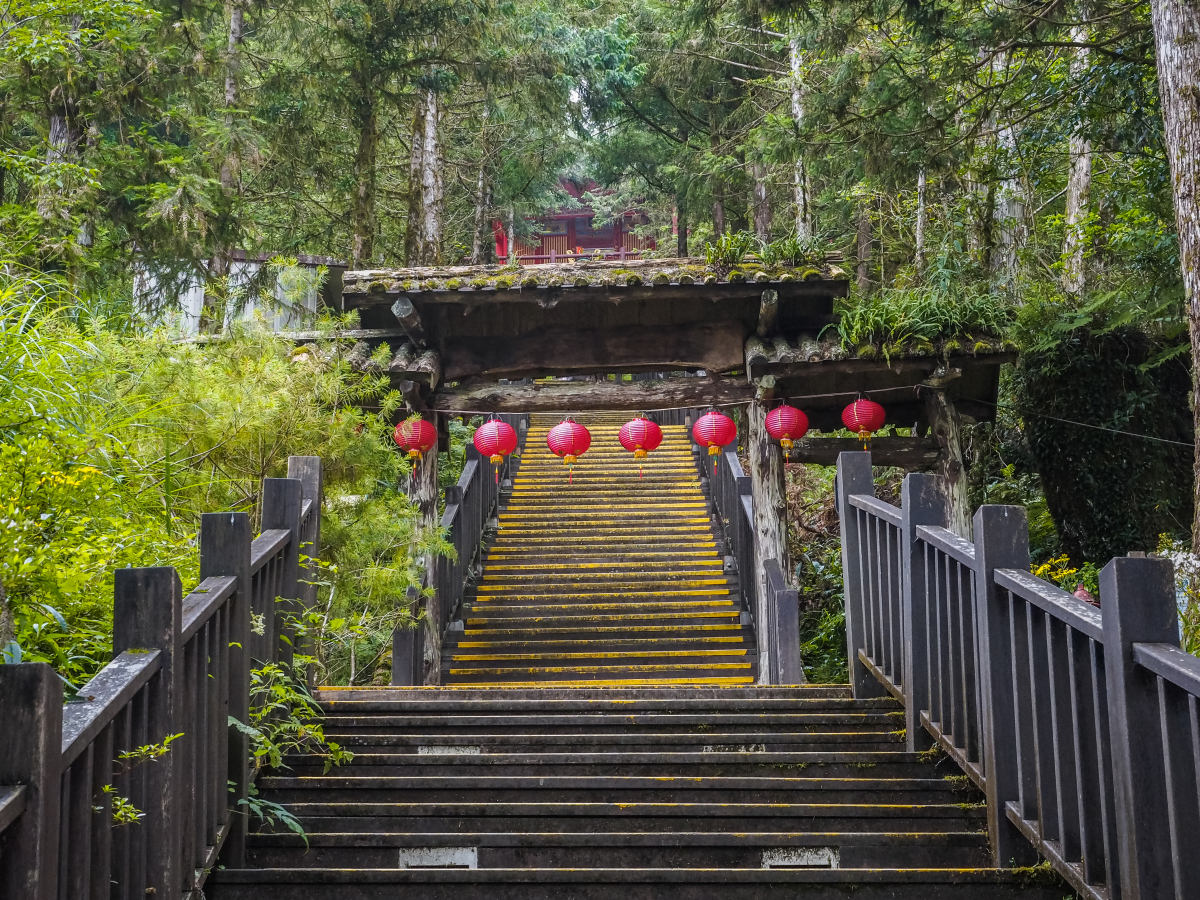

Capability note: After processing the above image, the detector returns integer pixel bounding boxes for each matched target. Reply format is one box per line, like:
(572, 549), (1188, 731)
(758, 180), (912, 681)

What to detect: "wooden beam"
(785, 436), (941, 469)
(442, 321), (745, 382)
(432, 375), (754, 413)
(391, 297), (426, 346)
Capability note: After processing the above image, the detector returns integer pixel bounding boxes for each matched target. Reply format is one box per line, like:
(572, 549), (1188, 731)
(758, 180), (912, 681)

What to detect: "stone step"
(256, 774), (976, 806)
(317, 732), (907, 752)
(278, 750), (945, 779)
(249, 800), (987, 835)
(313, 685), (865, 706)
(207, 866), (1069, 899)
(242, 830), (992, 870)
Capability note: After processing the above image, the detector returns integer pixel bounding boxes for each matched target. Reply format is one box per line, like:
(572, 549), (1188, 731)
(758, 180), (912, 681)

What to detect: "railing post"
(262, 477), (303, 667)
(836, 451), (885, 699)
(200, 511), (252, 867)
(288, 456), (324, 610)
(0, 663), (61, 900)
(113, 567), (182, 897)
(765, 558), (805, 684)
(1101, 556), (1179, 900)
(900, 473), (945, 752)
(971, 505), (1038, 867)
(392, 586), (423, 686)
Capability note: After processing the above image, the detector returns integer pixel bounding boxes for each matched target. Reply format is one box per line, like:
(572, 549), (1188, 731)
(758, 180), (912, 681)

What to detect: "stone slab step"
(243, 830), (992, 870)
(314, 686), (861, 704)
(279, 751), (946, 779)
(254, 801), (987, 834)
(206, 866), (1070, 899)
(256, 775), (975, 805)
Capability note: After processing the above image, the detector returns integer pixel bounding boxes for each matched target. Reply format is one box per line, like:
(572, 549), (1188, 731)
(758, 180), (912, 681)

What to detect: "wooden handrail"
(0, 456), (324, 899)
(838, 451), (1199, 899)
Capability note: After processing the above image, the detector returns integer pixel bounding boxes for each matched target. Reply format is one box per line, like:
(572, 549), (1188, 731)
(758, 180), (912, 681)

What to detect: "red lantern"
(547, 418), (591, 483)
(619, 416), (664, 477)
(393, 417), (438, 459)
(473, 418), (519, 482)
(765, 404), (809, 451)
(692, 410), (737, 470)
(842, 397), (886, 447)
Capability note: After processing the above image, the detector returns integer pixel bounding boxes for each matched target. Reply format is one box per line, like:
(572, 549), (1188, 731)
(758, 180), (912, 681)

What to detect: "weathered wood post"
(200, 511), (252, 867)
(972, 505), (1038, 867)
(288, 457), (323, 688)
(1102, 555), (1179, 899)
(748, 381), (789, 683)
(923, 382), (970, 538)
(261, 477), (303, 667)
(415, 415), (440, 685)
(392, 585), (424, 686)
(836, 451), (886, 698)
(900, 473), (945, 752)
(0, 663), (62, 900)
(113, 567), (182, 897)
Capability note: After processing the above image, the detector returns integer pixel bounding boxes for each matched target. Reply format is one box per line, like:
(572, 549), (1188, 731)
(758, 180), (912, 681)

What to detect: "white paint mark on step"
(398, 847), (478, 869)
(702, 743), (766, 753)
(417, 745), (481, 755)
(761, 847), (839, 869)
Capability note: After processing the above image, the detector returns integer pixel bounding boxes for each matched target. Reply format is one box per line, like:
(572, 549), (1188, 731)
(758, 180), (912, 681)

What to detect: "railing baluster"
(1047, 615), (1080, 863)
(1028, 606), (1059, 843)
(1158, 677), (1200, 897)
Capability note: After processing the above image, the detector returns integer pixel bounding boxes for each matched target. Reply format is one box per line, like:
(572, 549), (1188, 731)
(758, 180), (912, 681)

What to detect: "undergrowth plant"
(0, 266), (446, 687)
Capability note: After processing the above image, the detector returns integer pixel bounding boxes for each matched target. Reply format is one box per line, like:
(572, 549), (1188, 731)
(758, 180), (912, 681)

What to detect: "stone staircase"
(207, 686), (1068, 898)
(443, 412), (758, 686)
(204, 413), (1068, 898)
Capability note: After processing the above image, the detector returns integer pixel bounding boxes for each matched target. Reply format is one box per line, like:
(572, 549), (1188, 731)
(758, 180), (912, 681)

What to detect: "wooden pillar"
(924, 386), (971, 538)
(113, 567), (182, 898)
(1102, 556), (1179, 899)
(200, 511), (252, 867)
(0, 663), (61, 900)
(413, 414), (440, 684)
(748, 393), (789, 684)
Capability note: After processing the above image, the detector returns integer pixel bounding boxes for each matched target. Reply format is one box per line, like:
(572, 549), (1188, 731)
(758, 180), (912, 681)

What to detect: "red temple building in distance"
(493, 179), (655, 264)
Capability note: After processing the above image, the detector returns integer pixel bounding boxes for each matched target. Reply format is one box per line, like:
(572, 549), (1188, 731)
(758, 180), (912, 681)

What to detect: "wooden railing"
(0, 457), (322, 900)
(391, 415), (528, 685)
(675, 409), (801, 685)
(837, 449), (1200, 899)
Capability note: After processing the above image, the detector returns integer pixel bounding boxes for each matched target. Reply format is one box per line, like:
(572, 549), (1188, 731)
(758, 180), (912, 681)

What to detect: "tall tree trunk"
(915, 168), (928, 277)
(675, 185), (689, 257)
(993, 122), (1026, 282)
(856, 201), (871, 292)
(404, 94), (426, 266)
(416, 89), (444, 265)
(470, 111), (491, 265)
(351, 87), (378, 269)
(1148, 0), (1200, 551)
(752, 160), (771, 240)
(1062, 22), (1092, 297)
(712, 184), (726, 238)
(203, 0), (244, 333)
(506, 206), (516, 264)
(788, 35), (811, 240)
(469, 161), (488, 264)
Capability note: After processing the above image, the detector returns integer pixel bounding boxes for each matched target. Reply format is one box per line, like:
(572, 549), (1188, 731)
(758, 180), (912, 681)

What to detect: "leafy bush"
(0, 269), (443, 686)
